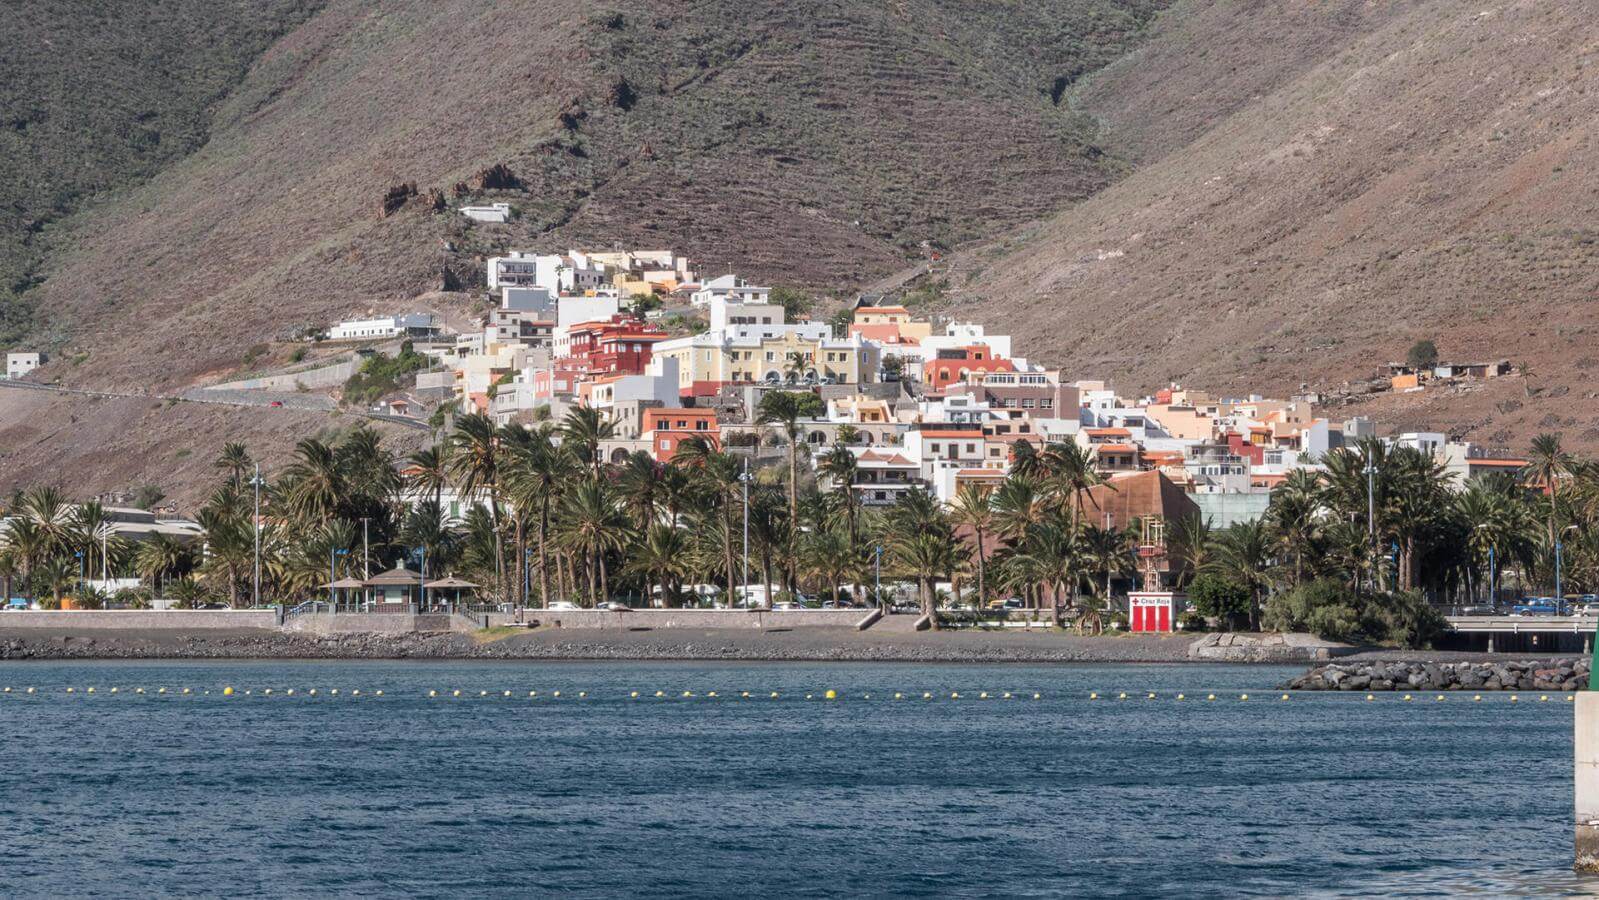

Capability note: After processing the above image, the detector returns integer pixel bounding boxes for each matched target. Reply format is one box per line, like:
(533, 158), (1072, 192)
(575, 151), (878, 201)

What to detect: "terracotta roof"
(1096, 443), (1138, 453)
(1084, 427), (1131, 436)
(1467, 458), (1527, 468)
(366, 565), (423, 586)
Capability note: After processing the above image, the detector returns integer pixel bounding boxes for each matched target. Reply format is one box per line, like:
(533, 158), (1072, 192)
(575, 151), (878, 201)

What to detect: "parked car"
(1511, 598), (1567, 617)
(269, 401), (283, 407)
(596, 601), (630, 611)
(1456, 605), (1497, 617)
(546, 601), (580, 611)
(772, 601), (806, 611)
(986, 597), (1025, 610)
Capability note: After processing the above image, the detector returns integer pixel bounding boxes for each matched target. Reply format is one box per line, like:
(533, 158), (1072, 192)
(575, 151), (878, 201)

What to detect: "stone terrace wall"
(284, 613), (473, 634)
(0, 610), (281, 629)
(487, 609), (876, 630)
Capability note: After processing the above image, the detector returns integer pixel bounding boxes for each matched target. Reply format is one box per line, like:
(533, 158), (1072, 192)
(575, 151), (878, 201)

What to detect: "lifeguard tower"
(1129, 515), (1186, 632)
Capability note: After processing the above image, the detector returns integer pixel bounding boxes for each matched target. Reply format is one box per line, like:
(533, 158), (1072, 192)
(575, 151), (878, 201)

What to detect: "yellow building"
(653, 329), (880, 399)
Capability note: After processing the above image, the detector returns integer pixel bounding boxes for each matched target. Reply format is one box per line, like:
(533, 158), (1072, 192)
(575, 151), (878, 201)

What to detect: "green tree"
(1406, 339), (1438, 369)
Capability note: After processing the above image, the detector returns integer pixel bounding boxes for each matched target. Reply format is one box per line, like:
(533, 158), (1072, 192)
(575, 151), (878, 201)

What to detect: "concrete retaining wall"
(486, 609), (871, 630)
(285, 613), (470, 634)
(0, 610), (280, 629)
(206, 359), (360, 392)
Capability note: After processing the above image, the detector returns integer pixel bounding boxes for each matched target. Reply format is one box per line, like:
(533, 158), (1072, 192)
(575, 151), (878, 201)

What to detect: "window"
(659, 439), (670, 450)
(965, 443), (976, 454)
(1041, 398), (1052, 409)
(1022, 399), (1035, 409)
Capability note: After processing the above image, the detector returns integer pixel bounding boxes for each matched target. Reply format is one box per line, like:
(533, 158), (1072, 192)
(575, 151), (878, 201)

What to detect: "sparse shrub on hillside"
(770, 286), (813, 320)
(1407, 339), (1438, 369)
(342, 341), (430, 406)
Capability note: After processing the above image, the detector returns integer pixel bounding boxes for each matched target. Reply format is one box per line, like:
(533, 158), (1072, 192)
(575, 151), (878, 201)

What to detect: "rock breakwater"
(1283, 658), (1591, 692)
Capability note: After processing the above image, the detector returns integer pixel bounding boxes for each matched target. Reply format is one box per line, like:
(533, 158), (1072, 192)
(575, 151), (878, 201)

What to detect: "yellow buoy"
(1033, 693), (1041, 700)
(1003, 692), (1012, 699)
(952, 692), (960, 699)
(503, 690), (511, 697)
(682, 691), (691, 698)
(894, 692), (903, 700)
(982, 692), (991, 700)
(1510, 694), (1518, 702)
(1281, 694), (1290, 701)
(1176, 693), (1185, 701)
(263, 689), (271, 695)
(66, 688), (74, 694)
(375, 690), (383, 697)
(182, 688), (191, 695)
(1240, 694), (1249, 701)
(863, 693), (870, 700)
(245, 690), (252, 696)
(1366, 694), (1374, 701)
(27, 687), (35, 694)
(1118, 692), (1127, 700)
(1090, 692), (1098, 700)
(742, 692), (750, 698)
(630, 691), (639, 698)
(1435, 695), (1444, 702)
(87, 687), (95, 694)
(709, 692), (718, 698)
(771, 692), (779, 698)
(111, 687), (118, 694)
(158, 688), (167, 694)
(329, 689), (338, 696)
(223, 687), (234, 696)
(479, 690), (487, 697)
(136, 688), (145, 694)
(656, 691), (665, 697)
(1146, 693), (1155, 700)
(923, 692), (932, 699)
(825, 690), (836, 700)
(2, 687), (9, 693)
(1473, 695), (1482, 702)
(1569, 695), (1577, 702)
(806, 694), (813, 700)
(1205, 694), (1215, 701)
(452, 690), (460, 697)
(1541, 695), (1550, 702)
(429, 690), (437, 697)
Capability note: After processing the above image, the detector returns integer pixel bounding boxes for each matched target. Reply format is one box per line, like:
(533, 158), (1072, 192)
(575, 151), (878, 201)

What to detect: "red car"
(269, 401), (283, 407)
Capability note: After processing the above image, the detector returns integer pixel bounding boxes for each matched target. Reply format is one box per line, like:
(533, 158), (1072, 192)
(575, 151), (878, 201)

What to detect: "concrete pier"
(1576, 692), (1599, 871)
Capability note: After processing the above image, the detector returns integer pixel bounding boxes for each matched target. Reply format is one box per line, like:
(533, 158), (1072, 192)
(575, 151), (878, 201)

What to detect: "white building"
(918, 322), (1013, 365)
(501, 286), (555, 314)
(5, 351), (44, 379)
(690, 274), (770, 307)
(487, 251), (606, 293)
(460, 203), (512, 223)
(327, 313), (437, 342)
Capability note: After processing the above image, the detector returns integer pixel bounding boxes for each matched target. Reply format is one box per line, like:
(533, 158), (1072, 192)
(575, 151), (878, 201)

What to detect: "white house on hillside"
(328, 313), (438, 342)
(691, 274), (770, 307)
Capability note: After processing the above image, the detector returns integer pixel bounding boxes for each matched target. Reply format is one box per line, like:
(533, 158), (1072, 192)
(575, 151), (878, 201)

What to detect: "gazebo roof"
(322, 576), (368, 589)
(365, 565), (423, 586)
(424, 575), (479, 589)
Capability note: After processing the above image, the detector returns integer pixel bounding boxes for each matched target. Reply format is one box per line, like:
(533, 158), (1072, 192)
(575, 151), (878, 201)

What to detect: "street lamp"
(1364, 459), (1378, 590)
(75, 550), (84, 593)
(740, 458), (752, 607)
(1557, 524), (1579, 604)
(251, 464), (264, 609)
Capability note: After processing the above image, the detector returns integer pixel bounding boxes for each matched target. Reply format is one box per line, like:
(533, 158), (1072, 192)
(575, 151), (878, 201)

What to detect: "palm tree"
(1266, 468), (1321, 586)
(800, 526), (855, 603)
(407, 446), (452, 511)
(281, 438), (344, 526)
(1210, 520), (1273, 629)
(215, 442), (253, 490)
(1526, 432), (1573, 575)
(135, 533), (191, 600)
(1166, 511), (1213, 589)
(756, 390), (821, 567)
(895, 532), (954, 630)
(625, 524), (691, 607)
(559, 406), (616, 477)
(560, 480), (629, 606)
(948, 482), (995, 606)
(35, 556), (75, 608)
(449, 413), (506, 596)
(502, 426), (572, 608)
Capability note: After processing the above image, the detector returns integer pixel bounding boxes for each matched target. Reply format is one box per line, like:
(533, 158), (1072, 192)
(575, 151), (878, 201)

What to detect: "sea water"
(0, 660), (1589, 897)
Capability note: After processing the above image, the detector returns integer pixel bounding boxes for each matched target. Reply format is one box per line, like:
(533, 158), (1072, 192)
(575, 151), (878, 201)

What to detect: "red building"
(565, 315), (669, 376)
(923, 346), (1016, 393)
(642, 407), (720, 462)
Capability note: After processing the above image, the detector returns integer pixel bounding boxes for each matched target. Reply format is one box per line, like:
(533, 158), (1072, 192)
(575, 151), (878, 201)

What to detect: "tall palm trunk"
(598, 553), (609, 605)
(974, 524), (987, 606)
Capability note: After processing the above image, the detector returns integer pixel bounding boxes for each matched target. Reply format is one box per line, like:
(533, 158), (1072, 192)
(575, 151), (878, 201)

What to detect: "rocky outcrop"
(379, 181), (418, 217)
(1188, 632), (1356, 662)
(471, 163), (521, 191)
(1283, 659), (1592, 692)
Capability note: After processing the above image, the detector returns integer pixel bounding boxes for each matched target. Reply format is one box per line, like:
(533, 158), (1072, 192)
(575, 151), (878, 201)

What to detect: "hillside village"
(285, 245), (1529, 533)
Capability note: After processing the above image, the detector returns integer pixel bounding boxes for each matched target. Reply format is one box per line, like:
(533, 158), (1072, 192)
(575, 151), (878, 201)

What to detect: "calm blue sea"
(0, 660), (1589, 898)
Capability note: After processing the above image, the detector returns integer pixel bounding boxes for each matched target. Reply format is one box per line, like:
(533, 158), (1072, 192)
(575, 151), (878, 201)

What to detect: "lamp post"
(75, 550), (84, 593)
(740, 458), (752, 607)
(360, 516), (370, 579)
(1364, 459), (1378, 590)
(251, 463), (263, 609)
(1558, 524), (1579, 606)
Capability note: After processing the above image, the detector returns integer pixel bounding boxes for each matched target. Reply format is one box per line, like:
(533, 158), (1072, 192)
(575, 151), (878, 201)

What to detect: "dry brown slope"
(956, 0), (1599, 449)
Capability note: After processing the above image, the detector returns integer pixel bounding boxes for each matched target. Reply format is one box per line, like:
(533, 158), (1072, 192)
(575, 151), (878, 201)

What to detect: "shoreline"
(0, 626), (1576, 665)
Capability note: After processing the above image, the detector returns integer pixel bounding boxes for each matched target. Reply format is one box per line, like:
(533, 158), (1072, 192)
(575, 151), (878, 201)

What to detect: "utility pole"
(1364, 459), (1377, 590)
(252, 463), (262, 609)
(740, 457), (751, 605)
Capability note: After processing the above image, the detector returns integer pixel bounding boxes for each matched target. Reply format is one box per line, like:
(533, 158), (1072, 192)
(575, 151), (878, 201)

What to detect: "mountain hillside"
(0, 0), (325, 346)
(19, 0), (1168, 392)
(953, 0), (1599, 450)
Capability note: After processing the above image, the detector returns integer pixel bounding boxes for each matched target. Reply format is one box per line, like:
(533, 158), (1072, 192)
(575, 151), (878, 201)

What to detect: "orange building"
(641, 408), (720, 462)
